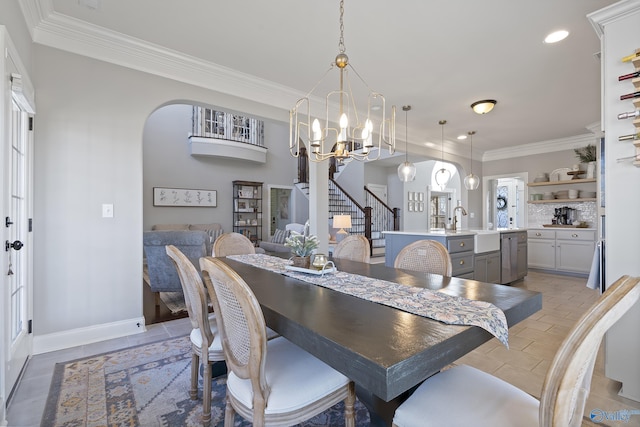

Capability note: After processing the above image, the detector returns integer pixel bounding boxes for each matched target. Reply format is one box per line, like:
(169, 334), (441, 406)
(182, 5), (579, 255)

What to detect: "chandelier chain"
(338, 0), (345, 53)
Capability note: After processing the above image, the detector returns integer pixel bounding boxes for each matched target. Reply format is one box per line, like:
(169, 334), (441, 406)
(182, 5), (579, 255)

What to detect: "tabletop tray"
(285, 265), (337, 275)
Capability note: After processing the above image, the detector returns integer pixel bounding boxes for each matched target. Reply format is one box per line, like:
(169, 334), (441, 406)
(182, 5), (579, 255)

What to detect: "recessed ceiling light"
(544, 30), (569, 44)
(457, 135), (467, 140)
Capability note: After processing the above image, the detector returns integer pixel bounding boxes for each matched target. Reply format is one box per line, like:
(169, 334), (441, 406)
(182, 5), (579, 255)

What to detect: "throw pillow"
(271, 229), (288, 244)
(209, 229), (224, 244)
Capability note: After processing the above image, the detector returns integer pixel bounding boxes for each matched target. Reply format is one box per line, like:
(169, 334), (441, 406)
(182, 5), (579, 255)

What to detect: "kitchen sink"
(472, 230), (500, 253)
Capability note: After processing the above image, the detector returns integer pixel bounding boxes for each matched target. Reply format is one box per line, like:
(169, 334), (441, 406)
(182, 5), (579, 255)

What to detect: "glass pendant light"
(397, 105), (416, 182)
(434, 120), (451, 189)
(464, 131), (480, 190)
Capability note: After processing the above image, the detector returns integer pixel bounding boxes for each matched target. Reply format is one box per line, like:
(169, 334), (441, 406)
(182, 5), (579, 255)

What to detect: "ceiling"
(25, 0), (615, 159)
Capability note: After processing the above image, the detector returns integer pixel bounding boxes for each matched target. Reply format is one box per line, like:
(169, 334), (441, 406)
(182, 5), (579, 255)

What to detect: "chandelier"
(289, 0), (395, 162)
(434, 120), (451, 189)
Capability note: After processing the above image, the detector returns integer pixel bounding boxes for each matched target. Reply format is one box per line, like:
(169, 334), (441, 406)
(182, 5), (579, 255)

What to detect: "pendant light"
(434, 120), (451, 189)
(397, 105), (416, 182)
(464, 131), (480, 190)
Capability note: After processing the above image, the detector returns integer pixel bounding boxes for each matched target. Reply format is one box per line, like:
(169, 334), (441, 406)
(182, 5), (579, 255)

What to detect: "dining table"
(212, 254), (542, 426)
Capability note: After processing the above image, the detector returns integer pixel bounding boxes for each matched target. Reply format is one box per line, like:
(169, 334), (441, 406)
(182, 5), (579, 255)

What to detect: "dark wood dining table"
(214, 255), (542, 426)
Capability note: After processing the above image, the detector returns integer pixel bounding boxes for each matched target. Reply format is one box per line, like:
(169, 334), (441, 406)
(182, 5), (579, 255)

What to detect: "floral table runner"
(228, 254), (509, 347)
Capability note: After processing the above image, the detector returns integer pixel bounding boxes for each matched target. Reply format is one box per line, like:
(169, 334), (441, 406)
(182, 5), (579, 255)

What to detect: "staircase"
(295, 179), (399, 259)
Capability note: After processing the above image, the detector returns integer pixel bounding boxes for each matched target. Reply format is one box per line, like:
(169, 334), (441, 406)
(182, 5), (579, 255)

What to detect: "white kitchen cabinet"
(527, 229), (595, 274)
(556, 230), (596, 273)
(528, 230), (556, 269)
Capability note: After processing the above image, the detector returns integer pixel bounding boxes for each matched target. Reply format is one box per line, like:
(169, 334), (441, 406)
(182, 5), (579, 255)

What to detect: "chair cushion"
(189, 314), (224, 359)
(392, 365), (539, 427)
(226, 336), (349, 415)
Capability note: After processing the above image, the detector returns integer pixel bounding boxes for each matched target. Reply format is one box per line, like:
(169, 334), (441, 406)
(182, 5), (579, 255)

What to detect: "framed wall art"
(153, 187), (217, 207)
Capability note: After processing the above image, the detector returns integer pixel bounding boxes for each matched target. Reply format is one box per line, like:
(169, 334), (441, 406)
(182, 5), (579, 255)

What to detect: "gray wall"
(143, 104), (296, 232)
(32, 44), (292, 341)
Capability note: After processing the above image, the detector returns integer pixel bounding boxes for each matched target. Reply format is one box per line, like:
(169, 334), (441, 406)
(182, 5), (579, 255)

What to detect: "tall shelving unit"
(232, 180), (263, 246)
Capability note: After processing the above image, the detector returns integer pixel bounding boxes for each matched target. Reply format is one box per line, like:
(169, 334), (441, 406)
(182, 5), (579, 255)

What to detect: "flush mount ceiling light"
(464, 131), (480, 190)
(471, 100), (497, 115)
(434, 120), (451, 190)
(544, 30), (569, 44)
(397, 105), (416, 182)
(289, 0), (395, 163)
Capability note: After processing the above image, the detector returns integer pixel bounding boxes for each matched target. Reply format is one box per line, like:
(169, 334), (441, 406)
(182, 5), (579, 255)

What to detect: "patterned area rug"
(41, 336), (371, 426)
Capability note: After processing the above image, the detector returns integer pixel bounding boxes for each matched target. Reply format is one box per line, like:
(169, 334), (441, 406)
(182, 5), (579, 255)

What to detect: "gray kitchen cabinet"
(383, 232), (475, 278)
(474, 251), (501, 283)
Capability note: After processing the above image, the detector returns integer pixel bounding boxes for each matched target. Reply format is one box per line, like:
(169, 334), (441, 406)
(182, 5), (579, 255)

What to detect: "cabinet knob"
(459, 260), (465, 265)
(460, 242), (465, 247)
(536, 232), (541, 236)
(572, 233), (578, 238)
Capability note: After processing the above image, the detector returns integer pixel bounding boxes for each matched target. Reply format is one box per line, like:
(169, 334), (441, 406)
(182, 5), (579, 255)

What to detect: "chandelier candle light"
(289, 0), (395, 163)
(434, 120), (451, 189)
(397, 105), (416, 182)
(464, 131), (480, 190)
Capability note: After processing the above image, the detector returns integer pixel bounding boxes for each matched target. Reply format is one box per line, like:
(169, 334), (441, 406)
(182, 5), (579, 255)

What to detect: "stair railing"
(329, 179), (372, 251)
(364, 186), (401, 233)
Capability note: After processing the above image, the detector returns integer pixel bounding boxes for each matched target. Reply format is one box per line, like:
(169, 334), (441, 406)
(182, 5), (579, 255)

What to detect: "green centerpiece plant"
(285, 221), (318, 268)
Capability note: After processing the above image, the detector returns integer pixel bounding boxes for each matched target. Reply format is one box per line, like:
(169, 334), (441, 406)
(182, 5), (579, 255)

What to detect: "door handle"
(5, 240), (23, 251)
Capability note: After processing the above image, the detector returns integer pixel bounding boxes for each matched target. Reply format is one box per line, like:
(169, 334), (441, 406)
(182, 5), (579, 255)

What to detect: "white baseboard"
(32, 317), (147, 355)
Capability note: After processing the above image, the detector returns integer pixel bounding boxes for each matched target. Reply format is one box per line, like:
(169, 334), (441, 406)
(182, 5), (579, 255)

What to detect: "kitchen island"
(383, 229), (528, 284)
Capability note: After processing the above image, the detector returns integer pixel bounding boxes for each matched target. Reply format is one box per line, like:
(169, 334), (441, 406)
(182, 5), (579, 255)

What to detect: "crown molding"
(588, 0), (640, 37)
(482, 133), (598, 162)
(23, 1), (304, 113)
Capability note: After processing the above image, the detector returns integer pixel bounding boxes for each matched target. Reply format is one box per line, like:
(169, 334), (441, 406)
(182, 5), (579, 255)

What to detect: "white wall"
(31, 45), (291, 351)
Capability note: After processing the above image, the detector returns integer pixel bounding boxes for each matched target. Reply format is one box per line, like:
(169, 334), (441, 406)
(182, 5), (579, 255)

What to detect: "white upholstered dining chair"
(333, 234), (371, 263)
(165, 245), (225, 426)
(392, 275), (640, 427)
(213, 232), (256, 257)
(199, 256), (356, 427)
(393, 239), (452, 276)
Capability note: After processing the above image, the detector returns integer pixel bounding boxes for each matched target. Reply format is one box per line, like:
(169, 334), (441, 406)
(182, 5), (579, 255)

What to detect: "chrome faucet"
(453, 205), (468, 231)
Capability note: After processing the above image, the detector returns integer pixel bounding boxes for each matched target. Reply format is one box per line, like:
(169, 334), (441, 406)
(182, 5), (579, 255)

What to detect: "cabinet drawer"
(447, 236), (474, 254)
(528, 229), (555, 239)
(556, 230), (596, 241)
(451, 252), (474, 275)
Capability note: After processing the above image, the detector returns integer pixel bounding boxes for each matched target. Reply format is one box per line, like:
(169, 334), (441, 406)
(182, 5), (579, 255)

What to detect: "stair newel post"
(364, 206), (373, 255)
(393, 208), (401, 231)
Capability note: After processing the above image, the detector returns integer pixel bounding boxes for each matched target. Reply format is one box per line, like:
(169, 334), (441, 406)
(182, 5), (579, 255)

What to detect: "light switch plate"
(102, 204), (114, 218)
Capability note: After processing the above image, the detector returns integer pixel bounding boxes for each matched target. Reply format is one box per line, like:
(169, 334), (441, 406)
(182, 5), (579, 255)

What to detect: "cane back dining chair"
(333, 234), (371, 263)
(393, 239), (452, 276)
(165, 245), (224, 426)
(199, 256), (356, 427)
(213, 232), (256, 257)
(392, 275), (640, 427)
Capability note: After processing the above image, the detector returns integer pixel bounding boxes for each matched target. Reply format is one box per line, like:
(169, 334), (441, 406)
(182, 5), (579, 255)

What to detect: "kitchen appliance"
(553, 207), (577, 225)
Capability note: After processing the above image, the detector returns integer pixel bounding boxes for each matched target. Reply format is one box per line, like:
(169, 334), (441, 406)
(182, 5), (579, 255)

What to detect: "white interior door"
(3, 97), (33, 404)
(1, 37), (35, 419)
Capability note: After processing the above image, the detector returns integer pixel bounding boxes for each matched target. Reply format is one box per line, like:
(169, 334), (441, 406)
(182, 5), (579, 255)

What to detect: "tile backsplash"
(528, 201), (597, 228)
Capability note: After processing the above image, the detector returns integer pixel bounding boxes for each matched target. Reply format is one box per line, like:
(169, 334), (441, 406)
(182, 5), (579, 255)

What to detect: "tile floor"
(7, 270), (640, 426)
